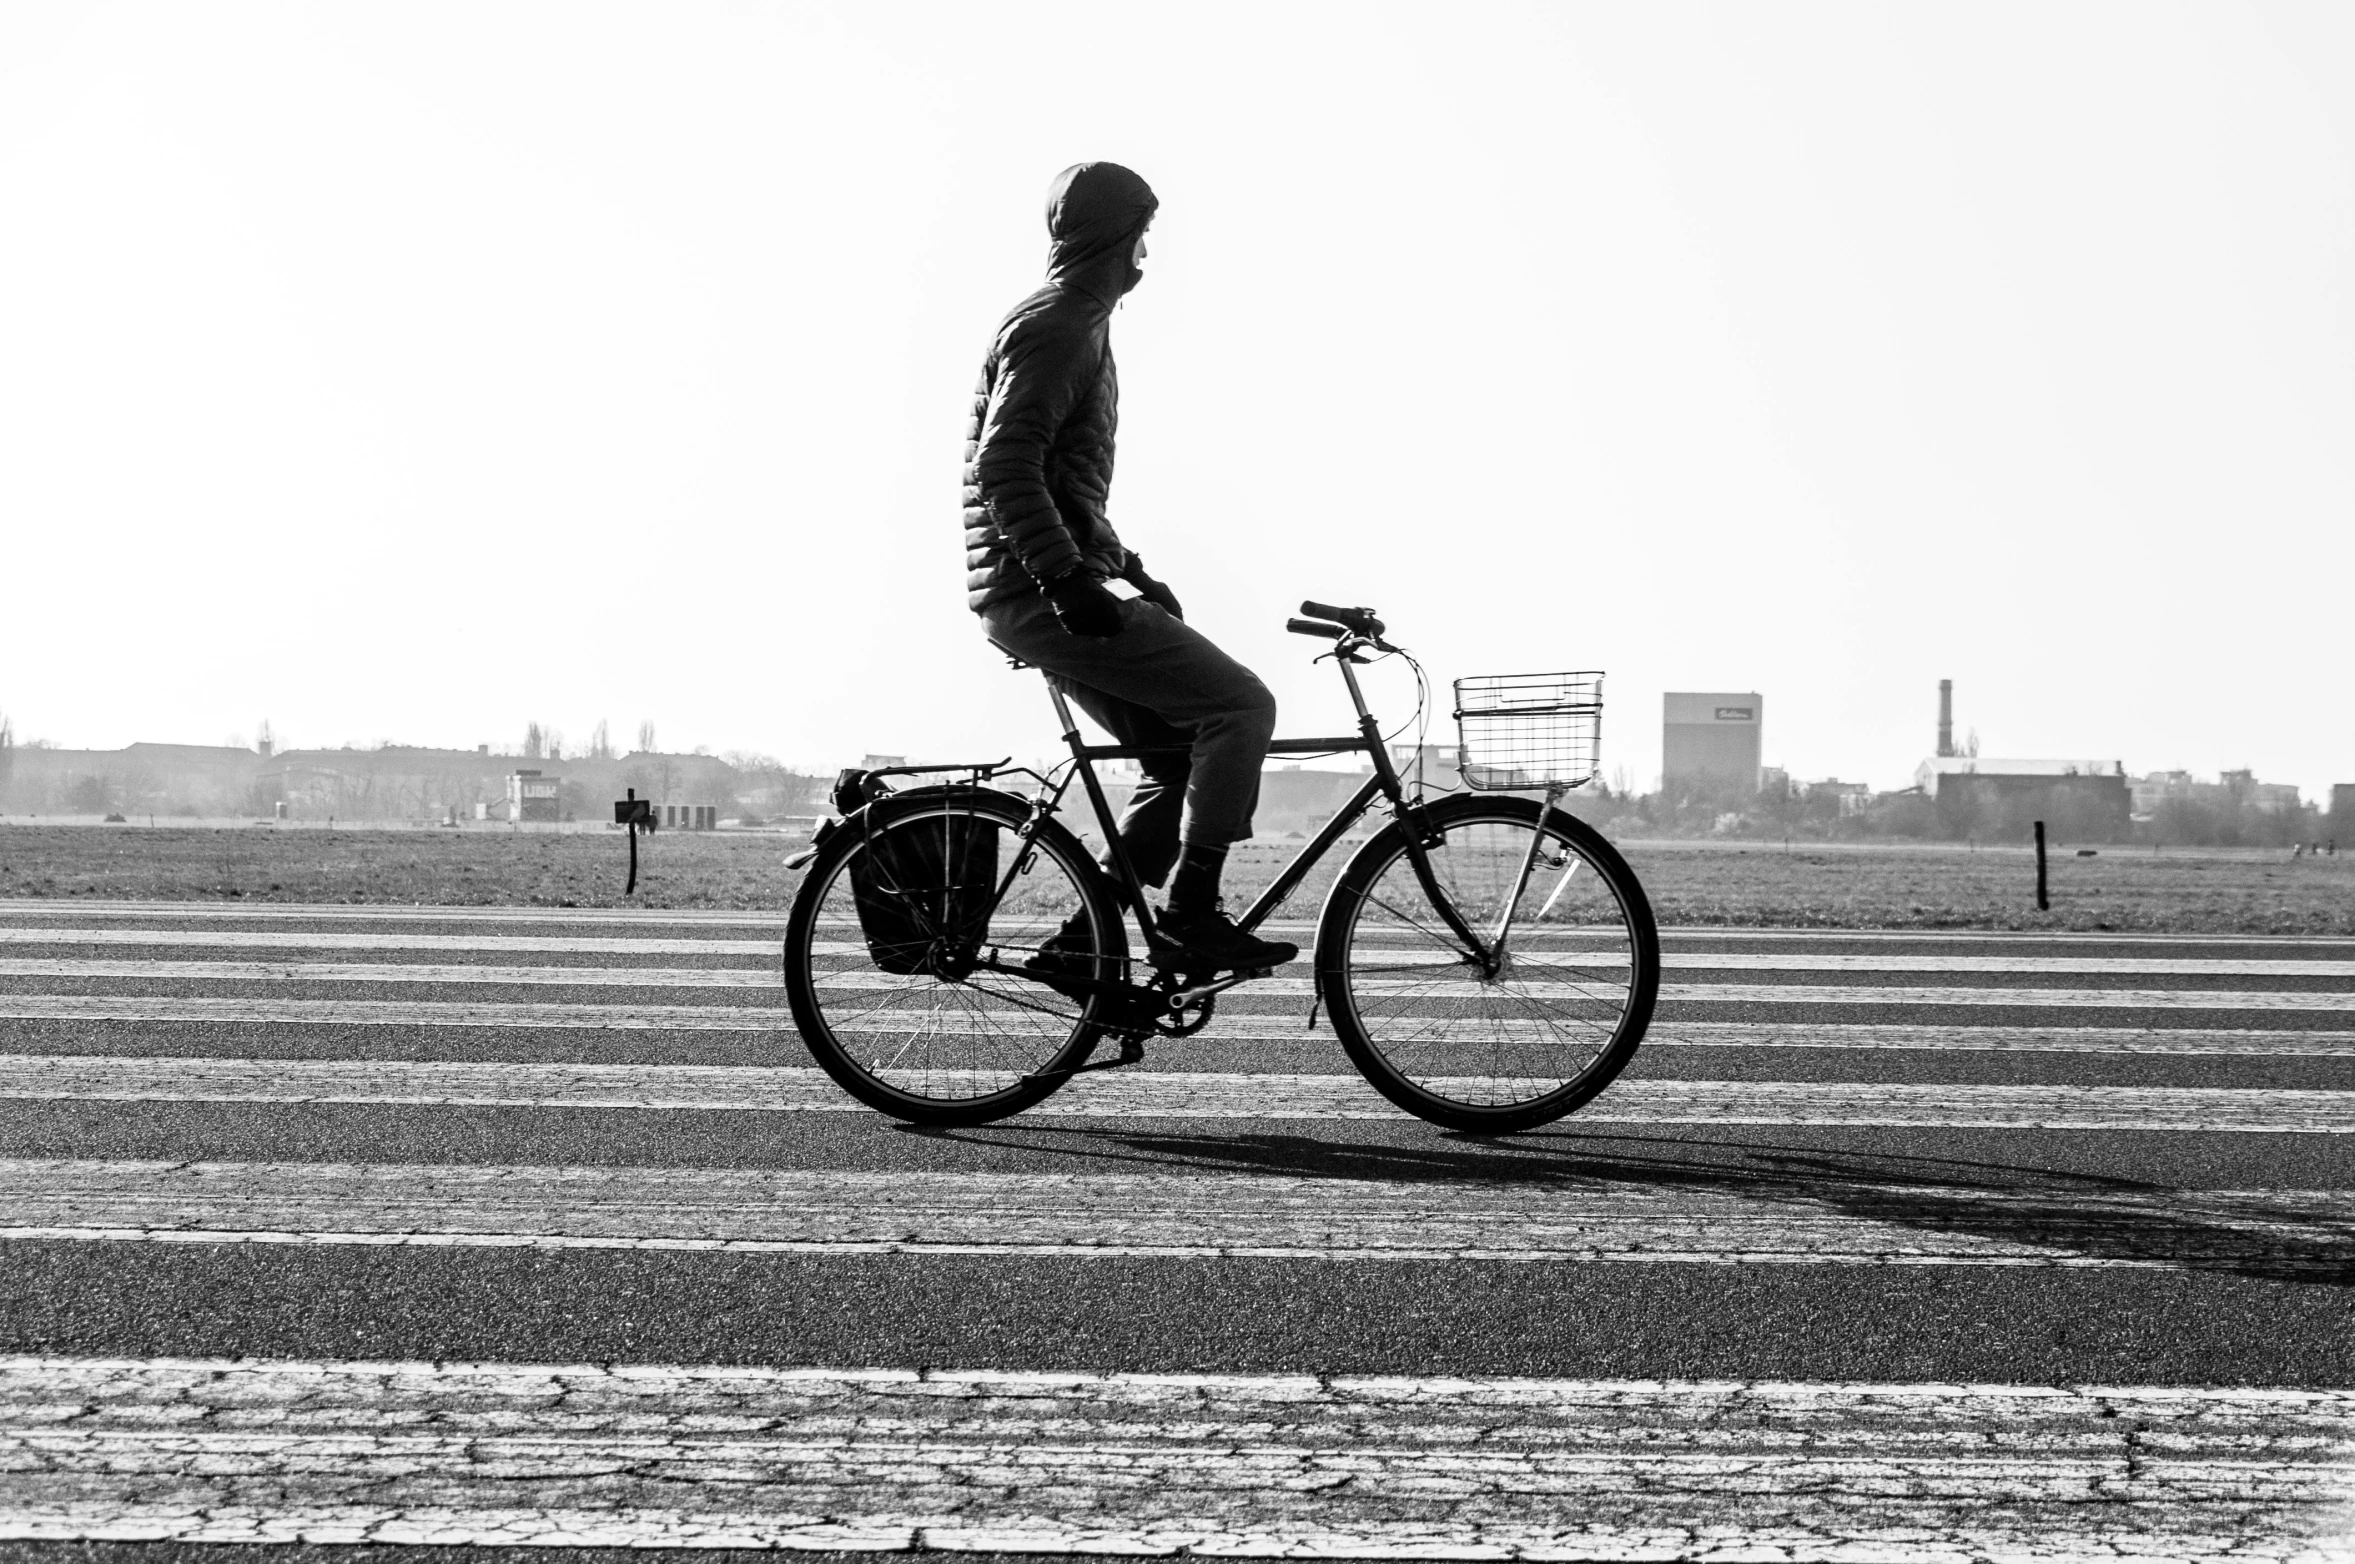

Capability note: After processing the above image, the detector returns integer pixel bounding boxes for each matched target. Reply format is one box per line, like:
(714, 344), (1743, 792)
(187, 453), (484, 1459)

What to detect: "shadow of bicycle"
(918, 1120), (2355, 1286)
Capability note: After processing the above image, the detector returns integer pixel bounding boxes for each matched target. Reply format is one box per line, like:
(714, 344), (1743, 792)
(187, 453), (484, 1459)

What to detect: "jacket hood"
(1045, 162), (1158, 304)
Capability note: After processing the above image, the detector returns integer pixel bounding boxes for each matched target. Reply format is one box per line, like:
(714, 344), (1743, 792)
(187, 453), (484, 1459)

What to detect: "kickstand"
(1080, 1035), (1148, 1071)
(1027, 1034), (1146, 1084)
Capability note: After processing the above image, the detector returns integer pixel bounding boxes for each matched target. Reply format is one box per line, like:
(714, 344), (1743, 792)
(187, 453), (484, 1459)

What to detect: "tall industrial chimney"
(1937, 679), (1954, 758)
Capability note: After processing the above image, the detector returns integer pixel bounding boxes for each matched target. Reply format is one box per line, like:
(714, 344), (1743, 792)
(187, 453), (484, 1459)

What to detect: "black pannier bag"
(843, 785), (1000, 975)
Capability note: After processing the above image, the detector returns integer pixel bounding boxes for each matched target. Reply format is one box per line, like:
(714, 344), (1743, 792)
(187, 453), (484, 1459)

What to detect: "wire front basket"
(1453, 671), (1604, 792)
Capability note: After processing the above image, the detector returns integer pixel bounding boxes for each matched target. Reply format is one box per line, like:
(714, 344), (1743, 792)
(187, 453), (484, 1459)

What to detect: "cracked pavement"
(1, 903), (2352, 1558)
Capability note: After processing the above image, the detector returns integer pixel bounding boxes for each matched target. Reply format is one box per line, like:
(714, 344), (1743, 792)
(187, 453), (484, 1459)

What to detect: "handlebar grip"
(1286, 617), (1346, 639)
(1300, 600), (1386, 638)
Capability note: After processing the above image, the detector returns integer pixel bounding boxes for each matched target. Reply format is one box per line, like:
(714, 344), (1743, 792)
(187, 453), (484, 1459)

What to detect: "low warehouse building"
(1914, 757), (2131, 841)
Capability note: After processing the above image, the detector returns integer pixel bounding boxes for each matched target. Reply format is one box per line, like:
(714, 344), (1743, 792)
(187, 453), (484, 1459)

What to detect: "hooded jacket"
(963, 162), (1159, 610)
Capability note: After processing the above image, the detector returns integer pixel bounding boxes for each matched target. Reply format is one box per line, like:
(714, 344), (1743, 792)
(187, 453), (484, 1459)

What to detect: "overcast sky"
(2, 2), (2349, 796)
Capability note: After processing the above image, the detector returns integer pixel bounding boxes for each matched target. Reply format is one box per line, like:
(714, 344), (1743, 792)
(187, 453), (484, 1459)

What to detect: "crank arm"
(1165, 967), (1273, 1011)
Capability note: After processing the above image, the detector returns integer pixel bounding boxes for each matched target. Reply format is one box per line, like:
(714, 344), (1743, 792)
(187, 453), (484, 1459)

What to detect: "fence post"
(2033, 820), (2049, 911)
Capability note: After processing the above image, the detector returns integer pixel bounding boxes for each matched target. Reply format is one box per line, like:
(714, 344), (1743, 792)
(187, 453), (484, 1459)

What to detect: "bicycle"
(780, 600), (1661, 1133)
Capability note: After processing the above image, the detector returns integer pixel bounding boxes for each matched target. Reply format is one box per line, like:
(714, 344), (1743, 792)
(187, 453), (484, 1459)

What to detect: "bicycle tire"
(783, 788), (1125, 1125)
(1317, 792), (1659, 1133)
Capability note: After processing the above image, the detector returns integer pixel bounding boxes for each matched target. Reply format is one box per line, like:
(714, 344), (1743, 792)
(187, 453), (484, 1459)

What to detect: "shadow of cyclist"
(907, 1120), (2355, 1287)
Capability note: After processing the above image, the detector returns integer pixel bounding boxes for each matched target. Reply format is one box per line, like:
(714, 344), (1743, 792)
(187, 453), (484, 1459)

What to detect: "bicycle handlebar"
(1286, 617), (1346, 640)
(1299, 600), (1386, 638)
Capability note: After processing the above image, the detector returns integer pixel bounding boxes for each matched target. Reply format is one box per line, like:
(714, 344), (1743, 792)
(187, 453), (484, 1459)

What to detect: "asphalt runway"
(0, 899), (2350, 1560)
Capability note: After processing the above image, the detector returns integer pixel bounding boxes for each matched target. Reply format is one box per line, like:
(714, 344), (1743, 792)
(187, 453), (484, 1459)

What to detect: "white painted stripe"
(1654, 983), (2355, 1010)
(12, 898), (2355, 951)
(2, 1055), (2349, 1130)
(0, 994), (792, 1029)
(1663, 925), (2355, 950)
(0, 900), (800, 926)
(37, 956), (2355, 1009)
(1660, 1021), (2355, 1056)
(1292, 947), (2355, 980)
(3, 1160), (2348, 1272)
(15, 923), (2355, 977)
(1658, 925), (2355, 949)
(0, 926), (773, 955)
(1371, 979), (2355, 1010)
(1670, 952), (2355, 976)
(6, 995), (2351, 1054)
(0, 958), (783, 987)
(1, 1357), (2348, 1555)
(1375, 945), (2355, 979)
(807, 971), (2355, 1010)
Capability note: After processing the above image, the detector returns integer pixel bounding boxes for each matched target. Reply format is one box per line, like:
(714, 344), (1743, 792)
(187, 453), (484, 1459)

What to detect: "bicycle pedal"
(1166, 968), (1271, 1009)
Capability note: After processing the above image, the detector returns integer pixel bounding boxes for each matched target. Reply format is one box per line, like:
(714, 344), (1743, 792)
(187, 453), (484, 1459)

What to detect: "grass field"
(1, 822), (2348, 934)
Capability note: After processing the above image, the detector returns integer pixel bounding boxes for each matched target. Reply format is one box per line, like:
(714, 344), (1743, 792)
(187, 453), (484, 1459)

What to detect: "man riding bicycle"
(963, 161), (1296, 975)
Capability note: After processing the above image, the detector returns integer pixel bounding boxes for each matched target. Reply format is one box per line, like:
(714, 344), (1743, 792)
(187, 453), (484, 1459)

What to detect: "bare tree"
(589, 719), (613, 761)
(635, 719), (656, 755)
(524, 722), (544, 760)
(546, 728), (566, 762)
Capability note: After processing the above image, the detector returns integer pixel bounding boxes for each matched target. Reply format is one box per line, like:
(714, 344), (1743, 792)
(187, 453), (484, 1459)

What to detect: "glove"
(1043, 569), (1125, 638)
(1122, 555), (1183, 621)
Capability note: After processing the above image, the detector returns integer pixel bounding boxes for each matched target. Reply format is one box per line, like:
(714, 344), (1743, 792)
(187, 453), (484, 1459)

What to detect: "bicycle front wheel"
(783, 790), (1124, 1125)
(1318, 793), (1659, 1133)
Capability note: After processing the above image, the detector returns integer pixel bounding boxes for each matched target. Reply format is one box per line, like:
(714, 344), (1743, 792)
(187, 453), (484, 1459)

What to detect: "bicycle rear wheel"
(1317, 793), (1658, 1133)
(783, 790), (1124, 1125)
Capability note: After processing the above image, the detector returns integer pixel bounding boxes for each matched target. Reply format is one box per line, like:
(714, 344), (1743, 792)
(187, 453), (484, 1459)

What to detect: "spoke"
(961, 974), (1084, 1026)
(1360, 890), (1482, 959)
(1507, 955), (1634, 1015)
(943, 981), (1023, 1078)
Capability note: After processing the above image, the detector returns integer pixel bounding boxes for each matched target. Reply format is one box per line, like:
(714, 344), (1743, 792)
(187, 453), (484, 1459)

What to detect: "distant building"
(1915, 757), (2130, 839)
(0, 741), (263, 817)
(2220, 769), (2302, 812)
(1252, 766), (1383, 837)
(1663, 693), (1761, 795)
(861, 754), (907, 771)
(1916, 757), (2125, 797)
(2133, 769), (2304, 820)
(2130, 770), (2197, 817)
(1391, 743), (1465, 783)
(3, 738), (784, 824)
(1807, 778), (1872, 817)
(507, 769), (561, 823)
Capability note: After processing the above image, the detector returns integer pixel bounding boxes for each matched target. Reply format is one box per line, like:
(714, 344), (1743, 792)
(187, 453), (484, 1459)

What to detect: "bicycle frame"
(1030, 639), (1498, 965)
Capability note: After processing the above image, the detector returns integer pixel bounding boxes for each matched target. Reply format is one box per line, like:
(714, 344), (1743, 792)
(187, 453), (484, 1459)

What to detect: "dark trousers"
(982, 592), (1277, 887)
